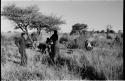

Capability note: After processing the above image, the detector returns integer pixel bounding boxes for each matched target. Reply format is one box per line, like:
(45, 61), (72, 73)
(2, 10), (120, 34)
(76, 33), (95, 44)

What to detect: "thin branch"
(20, 26), (26, 33)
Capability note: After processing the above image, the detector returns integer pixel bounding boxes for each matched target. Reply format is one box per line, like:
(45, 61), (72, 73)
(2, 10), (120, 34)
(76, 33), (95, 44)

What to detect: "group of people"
(37, 30), (58, 63)
(15, 30), (58, 66)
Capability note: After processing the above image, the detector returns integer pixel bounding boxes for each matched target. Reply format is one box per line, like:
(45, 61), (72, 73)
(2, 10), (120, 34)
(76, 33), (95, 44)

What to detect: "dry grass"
(72, 33), (123, 80)
(1, 32), (123, 80)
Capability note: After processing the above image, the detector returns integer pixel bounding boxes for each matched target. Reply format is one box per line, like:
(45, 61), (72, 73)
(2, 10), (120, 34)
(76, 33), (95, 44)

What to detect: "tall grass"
(59, 32), (123, 80)
(1, 32), (123, 80)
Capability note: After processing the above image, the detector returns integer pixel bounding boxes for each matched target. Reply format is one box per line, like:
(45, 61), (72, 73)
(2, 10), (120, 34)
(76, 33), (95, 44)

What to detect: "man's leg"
(52, 44), (56, 61)
(49, 44), (55, 64)
(22, 51), (27, 66)
(19, 48), (27, 66)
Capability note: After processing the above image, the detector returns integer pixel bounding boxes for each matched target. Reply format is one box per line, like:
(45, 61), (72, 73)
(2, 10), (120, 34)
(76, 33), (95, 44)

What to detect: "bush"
(59, 37), (69, 44)
(75, 33), (88, 50)
(100, 30), (105, 33)
(59, 33), (69, 44)
(70, 30), (76, 35)
(107, 35), (112, 39)
(109, 30), (115, 33)
(114, 35), (123, 46)
(66, 39), (78, 49)
(115, 36), (120, 42)
(91, 41), (99, 47)
(60, 32), (89, 50)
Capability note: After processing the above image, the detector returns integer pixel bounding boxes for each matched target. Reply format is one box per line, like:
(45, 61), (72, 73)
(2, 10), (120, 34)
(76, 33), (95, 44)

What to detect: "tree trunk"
(23, 28), (35, 49)
(26, 33), (35, 49)
(27, 33), (33, 43)
(20, 26), (35, 49)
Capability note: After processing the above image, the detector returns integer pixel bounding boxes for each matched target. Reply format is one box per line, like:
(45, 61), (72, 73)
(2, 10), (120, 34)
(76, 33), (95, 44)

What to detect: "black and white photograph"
(1, 0), (123, 80)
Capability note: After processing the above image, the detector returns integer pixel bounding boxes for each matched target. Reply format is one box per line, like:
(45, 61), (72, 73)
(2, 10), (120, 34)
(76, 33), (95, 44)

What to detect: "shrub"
(107, 35), (112, 39)
(70, 30), (76, 35)
(115, 36), (120, 42)
(74, 33), (88, 50)
(91, 41), (99, 47)
(66, 39), (78, 49)
(114, 35), (123, 46)
(59, 37), (69, 44)
(100, 30), (105, 33)
(59, 33), (69, 44)
(60, 32), (89, 50)
(109, 30), (115, 33)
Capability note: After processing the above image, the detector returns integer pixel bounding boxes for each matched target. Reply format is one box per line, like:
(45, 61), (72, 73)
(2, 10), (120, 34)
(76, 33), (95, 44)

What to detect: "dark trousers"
(49, 41), (57, 63)
(50, 44), (55, 62)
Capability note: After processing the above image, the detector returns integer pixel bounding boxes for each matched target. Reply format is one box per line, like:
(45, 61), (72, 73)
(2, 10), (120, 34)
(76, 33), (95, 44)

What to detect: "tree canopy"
(100, 30), (105, 33)
(1, 4), (65, 43)
(109, 30), (115, 33)
(30, 15), (64, 35)
(2, 4), (41, 33)
(70, 23), (88, 35)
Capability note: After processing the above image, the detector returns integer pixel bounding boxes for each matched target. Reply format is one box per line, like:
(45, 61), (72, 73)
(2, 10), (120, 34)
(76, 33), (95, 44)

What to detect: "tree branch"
(18, 25), (26, 33)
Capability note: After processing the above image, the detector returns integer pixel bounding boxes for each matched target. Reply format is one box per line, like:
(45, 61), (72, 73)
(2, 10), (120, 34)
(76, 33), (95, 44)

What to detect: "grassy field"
(1, 31), (123, 80)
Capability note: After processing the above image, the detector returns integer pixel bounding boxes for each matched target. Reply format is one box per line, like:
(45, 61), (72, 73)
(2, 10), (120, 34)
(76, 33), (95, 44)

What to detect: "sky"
(1, 0), (123, 33)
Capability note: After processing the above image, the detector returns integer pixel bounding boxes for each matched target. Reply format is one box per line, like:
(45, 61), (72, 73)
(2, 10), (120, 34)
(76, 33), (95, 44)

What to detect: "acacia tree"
(70, 23), (88, 35)
(2, 4), (65, 45)
(30, 15), (65, 38)
(1, 4), (40, 44)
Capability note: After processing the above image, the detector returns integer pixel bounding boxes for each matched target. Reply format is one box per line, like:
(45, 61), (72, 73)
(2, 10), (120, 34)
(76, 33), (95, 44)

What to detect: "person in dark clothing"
(46, 38), (51, 53)
(50, 30), (58, 44)
(15, 33), (28, 66)
(37, 43), (47, 53)
(49, 30), (58, 63)
(85, 40), (88, 50)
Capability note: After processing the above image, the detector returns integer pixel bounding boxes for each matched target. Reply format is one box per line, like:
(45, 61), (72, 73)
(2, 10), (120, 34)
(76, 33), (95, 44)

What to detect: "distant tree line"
(69, 23), (116, 36)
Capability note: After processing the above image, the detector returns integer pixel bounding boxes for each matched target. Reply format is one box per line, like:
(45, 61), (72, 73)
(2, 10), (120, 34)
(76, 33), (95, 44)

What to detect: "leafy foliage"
(70, 23), (88, 35)
(1, 4), (65, 46)
(59, 33), (69, 44)
(30, 15), (65, 35)
(100, 30), (105, 33)
(109, 30), (115, 33)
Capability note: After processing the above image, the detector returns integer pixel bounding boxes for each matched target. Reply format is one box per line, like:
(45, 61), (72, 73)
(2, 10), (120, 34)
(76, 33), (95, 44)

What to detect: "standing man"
(49, 30), (58, 63)
(15, 33), (28, 66)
